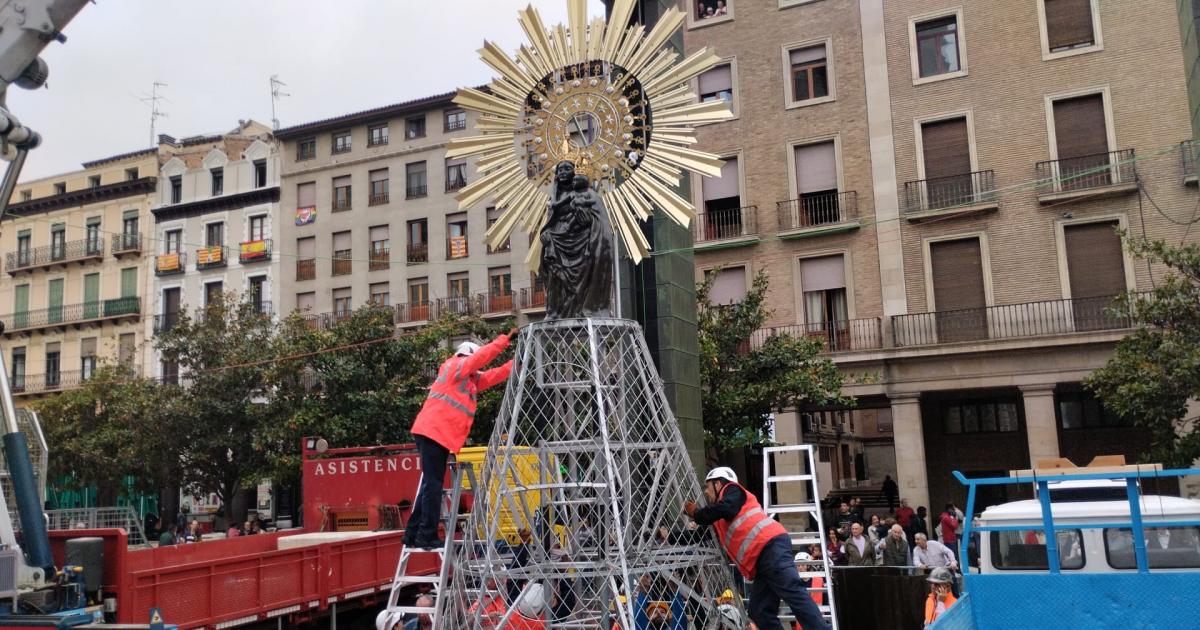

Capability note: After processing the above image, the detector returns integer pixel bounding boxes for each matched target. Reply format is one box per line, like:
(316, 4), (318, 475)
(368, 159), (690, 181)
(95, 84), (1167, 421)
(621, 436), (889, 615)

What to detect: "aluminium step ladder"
(382, 459), (478, 628)
(762, 444), (839, 630)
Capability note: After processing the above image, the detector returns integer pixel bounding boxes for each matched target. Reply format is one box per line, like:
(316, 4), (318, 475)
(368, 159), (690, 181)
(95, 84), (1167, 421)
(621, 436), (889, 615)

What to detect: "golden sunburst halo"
(446, 0), (733, 268)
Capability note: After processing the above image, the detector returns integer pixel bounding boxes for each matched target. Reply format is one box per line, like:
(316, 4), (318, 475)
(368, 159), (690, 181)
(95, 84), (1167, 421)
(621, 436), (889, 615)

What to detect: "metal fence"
(6, 238), (103, 272)
(1035, 148), (1136, 195)
(750, 318), (884, 352)
(692, 205), (757, 243)
(46, 506), (149, 545)
(777, 191), (859, 231)
(1, 296), (140, 334)
(892, 294), (1138, 347)
(903, 170), (996, 213)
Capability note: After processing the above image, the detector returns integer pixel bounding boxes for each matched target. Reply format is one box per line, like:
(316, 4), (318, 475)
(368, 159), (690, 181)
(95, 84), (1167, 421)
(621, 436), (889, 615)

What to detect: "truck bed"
(49, 528), (434, 629)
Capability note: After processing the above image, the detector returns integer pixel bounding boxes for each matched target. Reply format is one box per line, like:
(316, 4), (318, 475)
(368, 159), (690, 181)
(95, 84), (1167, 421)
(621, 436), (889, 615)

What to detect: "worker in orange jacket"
(924, 567), (957, 626)
(404, 330), (515, 549)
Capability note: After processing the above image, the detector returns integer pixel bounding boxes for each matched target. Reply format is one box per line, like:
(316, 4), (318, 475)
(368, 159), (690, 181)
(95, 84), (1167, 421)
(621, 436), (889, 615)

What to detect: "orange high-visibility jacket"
(712, 482), (789, 579)
(411, 334), (512, 453)
(924, 592), (958, 625)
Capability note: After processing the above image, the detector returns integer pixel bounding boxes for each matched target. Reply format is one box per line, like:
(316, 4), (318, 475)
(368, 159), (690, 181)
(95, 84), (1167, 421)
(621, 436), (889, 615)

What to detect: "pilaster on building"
(682, 0), (1200, 507)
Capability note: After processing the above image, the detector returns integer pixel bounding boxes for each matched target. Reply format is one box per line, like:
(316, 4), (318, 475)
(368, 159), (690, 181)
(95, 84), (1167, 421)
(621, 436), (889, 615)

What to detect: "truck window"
(1104, 527), (1200, 569)
(990, 529), (1085, 570)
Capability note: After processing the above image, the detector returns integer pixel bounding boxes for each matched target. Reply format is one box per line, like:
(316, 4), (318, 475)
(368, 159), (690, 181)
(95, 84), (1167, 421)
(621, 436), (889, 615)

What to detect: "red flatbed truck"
(47, 441), (450, 629)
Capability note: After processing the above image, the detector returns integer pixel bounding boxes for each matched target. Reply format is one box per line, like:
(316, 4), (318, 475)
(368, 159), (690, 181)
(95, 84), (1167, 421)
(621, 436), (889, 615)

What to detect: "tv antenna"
(270, 75), (289, 130)
(138, 81), (168, 145)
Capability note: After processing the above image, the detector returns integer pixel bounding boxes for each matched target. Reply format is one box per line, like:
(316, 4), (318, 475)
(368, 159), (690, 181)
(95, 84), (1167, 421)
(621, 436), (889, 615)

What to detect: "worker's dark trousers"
(748, 534), (831, 630)
(407, 435), (449, 543)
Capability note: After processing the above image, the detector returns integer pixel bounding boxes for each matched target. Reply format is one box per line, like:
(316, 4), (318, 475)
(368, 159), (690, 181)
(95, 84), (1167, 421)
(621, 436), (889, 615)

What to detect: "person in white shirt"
(913, 533), (958, 570)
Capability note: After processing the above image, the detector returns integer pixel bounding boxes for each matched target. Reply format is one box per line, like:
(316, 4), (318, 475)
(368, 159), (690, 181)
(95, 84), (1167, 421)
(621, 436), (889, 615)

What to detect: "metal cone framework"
(439, 319), (743, 628)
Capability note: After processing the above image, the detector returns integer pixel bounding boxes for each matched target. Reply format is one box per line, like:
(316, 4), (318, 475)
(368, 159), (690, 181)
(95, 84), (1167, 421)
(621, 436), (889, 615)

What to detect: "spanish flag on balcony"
(197, 246), (224, 265)
(240, 240), (268, 261)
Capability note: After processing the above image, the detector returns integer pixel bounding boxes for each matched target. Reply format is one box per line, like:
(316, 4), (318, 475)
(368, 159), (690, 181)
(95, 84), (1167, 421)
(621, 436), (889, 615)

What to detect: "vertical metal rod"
(962, 482), (977, 594)
(1036, 480), (1060, 574)
(0, 148), (28, 224)
(330, 602), (336, 630)
(1126, 478), (1149, 573)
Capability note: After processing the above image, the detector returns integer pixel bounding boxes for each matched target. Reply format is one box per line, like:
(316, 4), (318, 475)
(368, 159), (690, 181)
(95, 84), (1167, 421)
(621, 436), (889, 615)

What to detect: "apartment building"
(0, 149), (159, 397)
(149, 121), (280, 382)
(682, 0), (1200, 508)
(274, 92), (539, 328)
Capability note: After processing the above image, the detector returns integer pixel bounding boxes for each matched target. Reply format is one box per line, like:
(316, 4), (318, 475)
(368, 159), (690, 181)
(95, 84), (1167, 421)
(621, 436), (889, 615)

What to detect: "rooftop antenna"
(270, 75), (289, 130)
(138, 80), (168, 145)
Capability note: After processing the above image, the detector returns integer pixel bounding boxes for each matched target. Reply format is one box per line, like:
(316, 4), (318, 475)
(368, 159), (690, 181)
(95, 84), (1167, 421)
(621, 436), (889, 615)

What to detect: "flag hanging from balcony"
(449, 236), (468, 258)
(156, 253), (181, 273)
(240, 240), (268, 261)
(197, 246), (223, 265)
(295, 206), (316, 226)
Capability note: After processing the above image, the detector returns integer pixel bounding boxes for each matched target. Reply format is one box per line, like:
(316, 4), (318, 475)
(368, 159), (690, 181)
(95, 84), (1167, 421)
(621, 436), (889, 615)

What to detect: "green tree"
(1087, 238), (1200, 467)
(698, 269), (849, 461)
(35, 364), (182, 505)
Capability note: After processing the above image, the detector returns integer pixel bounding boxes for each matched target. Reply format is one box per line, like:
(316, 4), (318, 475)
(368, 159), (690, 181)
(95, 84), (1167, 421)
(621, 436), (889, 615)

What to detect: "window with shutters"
(408, 219), (429, 263)
(370, 282), (390, 306)
(368, 124), (389, 147)
(369, 169), (389, 205)
(296, 292), (315, 314)
(408, 278), (429, 306)
(297, 138), (316, 161)
(332, 131), (351, 154)
(447, 214), (468, 259)
(332, 231), (352, 276)
(332, 287), (352, 319)
(1039, 0), (1100, 58)
(448, 272), (470, 298)
(785, 42), (832, 106)
(211, 167), (224, 197)
(929, 237), (988, 343)
(486, 207), (511, 253)
(86, 217), (102, 254)
(249, 215), (266, 242)
(118, 333), (135, 365)
(911, 11), (965, 82)
(206, 222), (224, 247)
(919, 116), (974, 209)
(704, 266), (747, 306)
(11, 348), (25, 391)
(1062, 220), (1128, 331)
(332, 175), (352, 211)
(799, 255), (851, 349)
(369, 225), (390, 271)
(444, 109), (467, 131)
(699, 156), (743, 241)
(170, 176), (182, 203)
(697, 63), (735, 114)
(164, 230), (182, 254)
(791, 140), (842, 226)
(254, 160), (267, 188)
(45, 345), (60, 388)
(296, 236), (316, 280)
(446, 159), (468, 191)
(407, 116), (426, 139)
(406, 161), (427, 198)
(1049, 93), (1113, 191)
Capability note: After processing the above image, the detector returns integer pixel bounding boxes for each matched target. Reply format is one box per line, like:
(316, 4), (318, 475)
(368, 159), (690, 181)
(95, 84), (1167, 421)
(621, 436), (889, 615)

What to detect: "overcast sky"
(9, 0), (605, 181)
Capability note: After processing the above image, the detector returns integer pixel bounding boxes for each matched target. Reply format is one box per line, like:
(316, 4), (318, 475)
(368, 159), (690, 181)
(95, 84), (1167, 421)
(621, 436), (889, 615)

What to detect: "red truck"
(48, 440), (445, 629)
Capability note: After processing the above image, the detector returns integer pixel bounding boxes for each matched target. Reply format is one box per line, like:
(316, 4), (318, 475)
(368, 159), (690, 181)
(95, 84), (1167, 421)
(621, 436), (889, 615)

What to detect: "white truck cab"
(976, 478), (1200, 574)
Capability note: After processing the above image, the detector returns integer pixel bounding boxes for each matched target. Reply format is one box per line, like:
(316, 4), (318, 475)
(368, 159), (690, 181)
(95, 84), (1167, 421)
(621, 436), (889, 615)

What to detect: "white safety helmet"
(516, 582), (546, 618)
(794, 551), (812, 563)
(374, 609), (404, 630)
(705, 467), (738, 484)
(455, 340), (482, 356)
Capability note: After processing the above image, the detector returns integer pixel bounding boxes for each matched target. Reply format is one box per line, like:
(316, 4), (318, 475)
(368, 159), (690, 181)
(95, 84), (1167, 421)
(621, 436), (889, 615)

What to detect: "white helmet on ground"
(705, 467), (738, 484)
(374, 609), (403, 630)
(516, 582), (545, 618)
(456, 341), (482, 356)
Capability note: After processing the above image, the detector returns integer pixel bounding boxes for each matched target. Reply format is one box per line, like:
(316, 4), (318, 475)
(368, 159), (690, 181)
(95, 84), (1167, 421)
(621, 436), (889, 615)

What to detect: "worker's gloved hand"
(683, 501), (698, 518)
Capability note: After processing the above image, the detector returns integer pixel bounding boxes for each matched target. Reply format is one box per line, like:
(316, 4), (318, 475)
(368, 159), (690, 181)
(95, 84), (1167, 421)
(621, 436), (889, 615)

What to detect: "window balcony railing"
(394, 301), (432, 324)
(195, 245), (227, 270)
(408, 243), (428, 264)
(369, 192), (389, 206)
(479, 291), (515, 314)
(892, 293), (1143, 347)
(903, 170), (997, 214)
(692, 206), (758, 244)
(447, 236), (468, 259)
(520, 284), (547, 310)
(296, 258), (316, 281)
(250, 300), (272, 316)
(331, 251), (353, 276)
(445, 119), (468, 132)
(332, 197), (352, 212)
(369, 247), (390, 271)
(6, 238), (104, 274)
(406, 185), (428, 199)
(239, 239), (272, 264)
(749, 318), (884, 353)
(487, 239), (511, 254)
(777, 191), (859, 232)
(446, 178), (467, 192)
(12, 370), (83, 396)
(2, 296), (140, 335)
(439, 295), (476, 316)
(1035, 149), (1137, 196)
(112, 233), (142, 256)
(154, 310), (180, 334)
(155, 252), (187, 276)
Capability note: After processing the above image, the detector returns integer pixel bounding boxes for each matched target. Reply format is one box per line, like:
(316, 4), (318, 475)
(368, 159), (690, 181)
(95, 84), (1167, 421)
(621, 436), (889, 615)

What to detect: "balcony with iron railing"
(369, 246), (390, 271)
(12, 370), (83, 396)
(394, 301), (433, 324)
(892, 293), (1142, 347)
(903, 170), (998, 220)
(1035, 149), (1137, 203)
(332, 251), (352, 276)
(408, 243), (428, 264)
(332, 195), (352, 212)
(749, 318), (884, 353)
(692, 206), (759, 249)
(2, 296), (140, 336)
(406, 184), (427, 199)
(446, 176), (467, 192)
(776, 191), (860, 238)
(195, 245), (227, 270)
(479, 291), (516, 314)
(520, 283), (547, 310)
(239, 239), (272, 264)
(1181, 140), (1198, 186)
(112, 233), (142, 257)
(155, 252), (186, 275)
(6, 238), (104, 274)
(296, 258), (315, 281)
(439, 295), (476, 316)
(369, 191), (390, 206)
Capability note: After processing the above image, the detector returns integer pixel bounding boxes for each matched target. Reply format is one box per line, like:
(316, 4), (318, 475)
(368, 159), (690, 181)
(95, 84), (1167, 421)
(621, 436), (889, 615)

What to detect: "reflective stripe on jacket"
(711, 482), (789, 579)
(411, 334), (512, 453)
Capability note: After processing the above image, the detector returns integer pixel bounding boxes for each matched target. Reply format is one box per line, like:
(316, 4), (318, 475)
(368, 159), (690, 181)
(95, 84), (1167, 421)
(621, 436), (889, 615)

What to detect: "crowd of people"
(694, 0), (729, 21)
(148, 505), (267, 547)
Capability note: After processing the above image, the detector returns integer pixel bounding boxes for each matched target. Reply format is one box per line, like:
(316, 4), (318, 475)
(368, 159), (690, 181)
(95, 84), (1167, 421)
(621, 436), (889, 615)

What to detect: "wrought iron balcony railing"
(239, 239), (272, 264)
(195, 245), (227, 270)
(155, 252), (186, 275)
(892, 293), (1142, 347)
(7, 238), (104, 274)
(112, 233), (142, 256)
(295, 258), (315, 280)
(331, 251), (352, 276)
(2, 296), (140, 335)
(1035, 149), (1137, 196)
(903, 170), (997, 213)
(692, 206), (758, 244)
(749, 318), (884, 353)
(406, 185), (428, 199)
(369, 192), (389, 206)
(520, 284), (547, 310)
(408, 243), (428, 264)
(777, 191), (859, 231)
(369, 246), (390, 271)
(479, 291), (516, 313)
(12, 370), (83, 396)
(394, 301), (432, 324)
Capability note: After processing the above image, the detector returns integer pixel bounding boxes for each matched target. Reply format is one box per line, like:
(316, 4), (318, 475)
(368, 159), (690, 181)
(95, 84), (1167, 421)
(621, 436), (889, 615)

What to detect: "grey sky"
(9, 0), (605, 181)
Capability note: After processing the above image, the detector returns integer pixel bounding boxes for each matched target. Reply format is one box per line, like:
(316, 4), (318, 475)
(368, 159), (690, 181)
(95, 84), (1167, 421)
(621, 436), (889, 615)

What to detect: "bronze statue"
(540, 160), (614, 319)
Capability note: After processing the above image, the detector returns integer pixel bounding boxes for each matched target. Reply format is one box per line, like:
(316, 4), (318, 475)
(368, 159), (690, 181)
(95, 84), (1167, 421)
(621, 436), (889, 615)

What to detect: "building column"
(890, 393), (929, 512)
(1020, 384), (1061, 468)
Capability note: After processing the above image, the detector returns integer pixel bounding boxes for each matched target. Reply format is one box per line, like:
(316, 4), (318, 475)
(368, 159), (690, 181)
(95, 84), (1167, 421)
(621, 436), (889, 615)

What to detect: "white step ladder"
(762, 444), (839, 630)
(382, 460), (478, 627)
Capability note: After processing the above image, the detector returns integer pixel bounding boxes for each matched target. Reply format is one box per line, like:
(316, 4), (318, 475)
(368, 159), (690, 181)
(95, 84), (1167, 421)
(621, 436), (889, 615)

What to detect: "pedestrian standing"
(938, 504), (959, 561)
(878, 524), (911, 567)
(841, 522), (876, 566)
(895, 499), (914, 530)
(909, 506), (929, 549)
(881, 475), (899, 514)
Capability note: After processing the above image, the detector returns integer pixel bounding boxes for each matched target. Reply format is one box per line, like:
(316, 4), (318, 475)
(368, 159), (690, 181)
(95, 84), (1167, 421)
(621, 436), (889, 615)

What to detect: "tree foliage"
(697, 269), (849, 458)
(1087, 237), (1200, 467)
